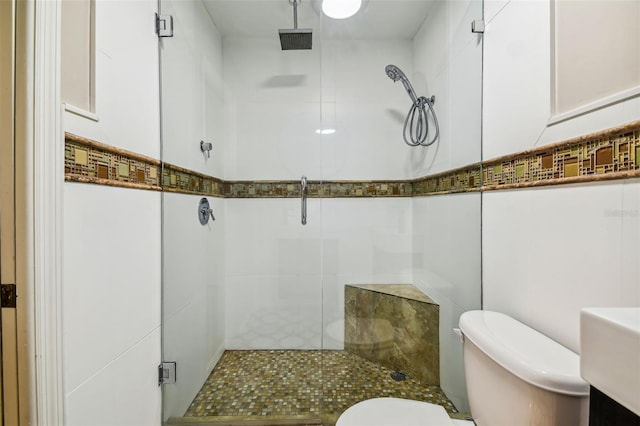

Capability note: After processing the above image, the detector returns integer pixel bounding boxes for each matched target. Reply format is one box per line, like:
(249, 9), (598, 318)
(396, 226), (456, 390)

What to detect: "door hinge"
(158, 361), (176, 385)
(156, 13), (174, 38)
(1, 284), (17, 308)
(471, 19), (485, 34)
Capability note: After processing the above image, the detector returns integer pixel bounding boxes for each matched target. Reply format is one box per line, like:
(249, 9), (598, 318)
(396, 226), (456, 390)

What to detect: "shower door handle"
(301, 176), (307, 225)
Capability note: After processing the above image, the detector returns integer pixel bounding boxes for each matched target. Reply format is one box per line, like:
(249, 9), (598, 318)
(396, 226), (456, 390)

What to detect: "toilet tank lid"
(459, 310), (589, 396)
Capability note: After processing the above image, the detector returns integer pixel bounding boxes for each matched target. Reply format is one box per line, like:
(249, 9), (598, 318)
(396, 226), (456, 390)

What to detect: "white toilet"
(336, 310), (590, 426)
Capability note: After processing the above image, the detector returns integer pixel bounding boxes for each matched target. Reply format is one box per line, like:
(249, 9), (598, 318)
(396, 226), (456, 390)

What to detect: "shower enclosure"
(159, 0), (483, 423)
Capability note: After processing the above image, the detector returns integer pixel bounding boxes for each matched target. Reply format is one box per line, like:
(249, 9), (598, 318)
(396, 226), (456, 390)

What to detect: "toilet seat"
(335, 397), (455, 426)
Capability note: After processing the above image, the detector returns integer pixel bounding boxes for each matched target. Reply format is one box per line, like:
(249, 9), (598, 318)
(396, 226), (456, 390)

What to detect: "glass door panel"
(318, 0), (484, 419)
(159, 0), (226, 419)
(160, 0), (324, 422)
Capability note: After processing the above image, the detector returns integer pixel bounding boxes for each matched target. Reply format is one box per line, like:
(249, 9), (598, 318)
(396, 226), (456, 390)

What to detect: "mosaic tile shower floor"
(182, 350), (461, 424)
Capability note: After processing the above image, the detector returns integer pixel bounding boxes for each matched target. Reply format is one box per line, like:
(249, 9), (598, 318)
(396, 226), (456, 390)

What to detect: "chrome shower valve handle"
(198, 198), (215, 225)
(201, 206), (215, 221)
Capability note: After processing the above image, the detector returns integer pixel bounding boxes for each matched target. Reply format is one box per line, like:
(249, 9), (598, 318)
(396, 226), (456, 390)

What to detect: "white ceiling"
(202, 0), (436, 40)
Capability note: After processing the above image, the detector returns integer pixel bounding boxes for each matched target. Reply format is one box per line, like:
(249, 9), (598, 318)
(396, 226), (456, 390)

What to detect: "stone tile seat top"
(346, 284), (438, 305)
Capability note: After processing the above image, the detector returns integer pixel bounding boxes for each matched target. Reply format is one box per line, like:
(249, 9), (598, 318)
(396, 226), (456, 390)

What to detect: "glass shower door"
(158, 0), (226, 420)
(159, 0), (325, 422)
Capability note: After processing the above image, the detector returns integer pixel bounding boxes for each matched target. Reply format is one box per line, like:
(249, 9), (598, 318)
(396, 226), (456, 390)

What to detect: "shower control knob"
(198, 198), (215, 225)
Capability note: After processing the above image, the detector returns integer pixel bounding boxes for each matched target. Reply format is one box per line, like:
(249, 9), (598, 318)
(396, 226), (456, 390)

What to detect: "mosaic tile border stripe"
(411, 164), (482, 196)
(162, 163), (225, 197)
(481, 121), (640, 190)
(65, 133), (162, 191)
(65, 121), (640, 197)
(224, 180), (412, 198)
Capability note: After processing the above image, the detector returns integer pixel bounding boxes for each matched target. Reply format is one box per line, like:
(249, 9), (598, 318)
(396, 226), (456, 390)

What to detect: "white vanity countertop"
(580, 307), (640, 416)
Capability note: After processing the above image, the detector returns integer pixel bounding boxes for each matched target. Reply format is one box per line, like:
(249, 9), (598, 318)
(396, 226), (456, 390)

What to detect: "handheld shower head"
(385, 64), (418, 105)
(385, 64), (440, 147)
(385, 64), (405, 82)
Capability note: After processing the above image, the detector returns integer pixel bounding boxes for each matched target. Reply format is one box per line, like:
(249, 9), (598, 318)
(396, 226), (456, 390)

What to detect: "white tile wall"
(160, 0), (225, 177)
(224, 37), (322, 104)
(412, 1), (449, 86)
(225, 100), (324, 180)
(64, 329), (162, 426)
(320, 39), (411, 105)
(63, 183), (161, 419)
(321, 101), (413, 180)
(483, 183), (640, 353)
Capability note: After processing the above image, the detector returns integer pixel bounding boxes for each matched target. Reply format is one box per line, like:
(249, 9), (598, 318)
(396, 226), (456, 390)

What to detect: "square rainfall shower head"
(279, 28), (313, 50)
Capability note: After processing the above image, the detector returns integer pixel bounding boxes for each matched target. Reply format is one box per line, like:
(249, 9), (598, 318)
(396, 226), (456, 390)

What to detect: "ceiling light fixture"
(322, 0), (362, 19)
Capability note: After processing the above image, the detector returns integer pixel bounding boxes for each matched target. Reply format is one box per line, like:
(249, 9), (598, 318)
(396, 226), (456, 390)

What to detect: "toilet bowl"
(460, 310), (589, 426)
(336, 397), (473, 426)
(335, 310), (589, 426)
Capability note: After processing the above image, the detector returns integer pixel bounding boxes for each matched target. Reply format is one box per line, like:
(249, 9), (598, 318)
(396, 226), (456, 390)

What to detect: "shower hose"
(403, 95), (439, 147)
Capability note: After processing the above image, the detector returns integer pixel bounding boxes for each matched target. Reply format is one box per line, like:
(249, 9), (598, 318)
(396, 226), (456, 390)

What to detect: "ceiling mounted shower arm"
(279, 0), (312, 50)
(291, 0), (299, 29)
